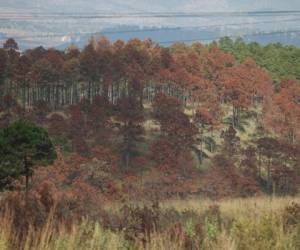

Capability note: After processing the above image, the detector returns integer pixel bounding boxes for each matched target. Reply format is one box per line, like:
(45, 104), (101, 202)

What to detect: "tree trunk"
(125, 152), (130, 169)
(24, 157), (30, 200)
(267, 159), (271, 193)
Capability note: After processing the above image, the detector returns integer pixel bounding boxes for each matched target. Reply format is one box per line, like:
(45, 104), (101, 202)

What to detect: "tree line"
(0, 36), (300, 197)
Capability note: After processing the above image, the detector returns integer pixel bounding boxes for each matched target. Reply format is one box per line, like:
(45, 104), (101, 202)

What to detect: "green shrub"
(203, 218), (219, 242)
(184, 218), (195, 238)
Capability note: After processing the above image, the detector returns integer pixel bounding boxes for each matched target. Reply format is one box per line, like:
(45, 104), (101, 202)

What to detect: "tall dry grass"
(0, 196), (300, 250)
(0, 209), (126, 250)
(162, 196), (300, 218)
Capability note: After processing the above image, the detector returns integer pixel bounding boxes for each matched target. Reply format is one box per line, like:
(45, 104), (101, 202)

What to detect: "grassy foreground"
(1, 196), (300, 250)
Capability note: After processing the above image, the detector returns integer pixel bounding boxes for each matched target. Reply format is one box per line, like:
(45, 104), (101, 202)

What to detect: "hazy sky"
(2, 0), (300, 12)
(2, 0), (300, 49)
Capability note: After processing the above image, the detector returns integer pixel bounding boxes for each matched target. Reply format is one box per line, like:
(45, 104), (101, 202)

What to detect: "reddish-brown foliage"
(47, 113), (68, 136)
(263, 77), (300, 143)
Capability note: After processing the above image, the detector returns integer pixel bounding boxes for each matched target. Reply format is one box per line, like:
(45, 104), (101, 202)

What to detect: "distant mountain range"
(54, 25), (300, 49)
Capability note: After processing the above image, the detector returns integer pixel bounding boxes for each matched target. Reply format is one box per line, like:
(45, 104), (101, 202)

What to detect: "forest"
(0, 36), (300, 249)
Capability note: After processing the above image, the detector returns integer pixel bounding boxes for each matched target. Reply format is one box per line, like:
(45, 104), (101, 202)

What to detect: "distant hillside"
(57, 26), (300, 50)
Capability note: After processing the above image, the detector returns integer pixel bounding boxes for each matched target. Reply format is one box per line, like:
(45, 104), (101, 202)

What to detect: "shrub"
(203, 204), (222, 229)
(119, 202), (160, 245)
(282, 202), (300, 231)
(203, 217), (219, 240)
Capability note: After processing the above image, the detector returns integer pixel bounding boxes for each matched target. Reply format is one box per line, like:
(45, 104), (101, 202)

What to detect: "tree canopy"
(0, 119), (56, 189)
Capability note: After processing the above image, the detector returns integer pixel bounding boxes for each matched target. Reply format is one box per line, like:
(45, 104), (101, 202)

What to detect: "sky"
(2, 0), (300, 12)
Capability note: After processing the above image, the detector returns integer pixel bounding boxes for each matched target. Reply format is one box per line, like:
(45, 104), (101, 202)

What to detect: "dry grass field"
(1, 196), (300, 250)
